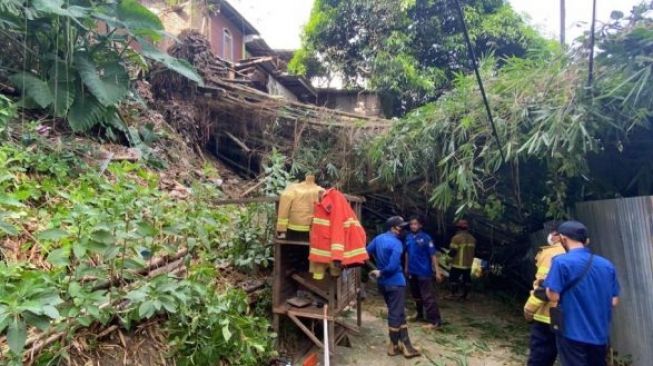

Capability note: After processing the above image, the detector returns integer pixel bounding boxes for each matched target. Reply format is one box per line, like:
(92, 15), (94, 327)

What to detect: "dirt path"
(333, 285), (529, 366)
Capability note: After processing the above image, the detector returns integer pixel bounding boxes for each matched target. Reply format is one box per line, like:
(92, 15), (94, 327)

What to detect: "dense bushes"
(0, 123), (275, 364)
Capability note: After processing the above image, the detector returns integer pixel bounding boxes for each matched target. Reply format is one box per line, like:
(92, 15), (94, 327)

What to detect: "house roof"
(215, 0), (259, 36)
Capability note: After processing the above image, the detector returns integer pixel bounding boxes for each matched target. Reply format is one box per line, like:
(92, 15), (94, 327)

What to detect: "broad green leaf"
(47, 248), (70, 267)
(33, 0), (88, 18)
(117, 0), (163, 40)
(7, 318), (27, 354)
(222, 325), (232, 342)
(8, 72), (53, 108)
(50, 81), (76, 118)
(72, 242), (87, 258)
(67, 94), (105, 132)
(41, 305), (60, 319)
(0, 220), (19, 236)
(0, 196), (25, 207)
(37, 228), (69, 241)
(74, 53), (129, 107)
(140, 42), (204, 86)
(138, 301), (156, 319)
(91, 228), (115, 245)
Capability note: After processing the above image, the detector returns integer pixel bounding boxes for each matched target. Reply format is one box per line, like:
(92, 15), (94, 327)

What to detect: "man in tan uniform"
(524, 229), (565, 365)
(447, 219), (476, 300)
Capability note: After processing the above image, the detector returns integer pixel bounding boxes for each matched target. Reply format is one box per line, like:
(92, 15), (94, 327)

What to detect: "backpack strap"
(560, 253), (594, 298)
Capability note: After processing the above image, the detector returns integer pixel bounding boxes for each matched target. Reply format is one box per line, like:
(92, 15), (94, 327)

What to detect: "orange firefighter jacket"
(450, 230), (476, 269)
(309, 188), (368, 265)
(524, 242), (566, 324)
(276, 181), (323, 233)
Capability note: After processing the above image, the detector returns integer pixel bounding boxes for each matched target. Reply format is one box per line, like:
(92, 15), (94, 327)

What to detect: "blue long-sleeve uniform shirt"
(367, 231), (406, 287)
(405, 231), (437, 277)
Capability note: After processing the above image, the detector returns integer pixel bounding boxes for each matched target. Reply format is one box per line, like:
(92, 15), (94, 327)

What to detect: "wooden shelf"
(274, 238), (310, 246)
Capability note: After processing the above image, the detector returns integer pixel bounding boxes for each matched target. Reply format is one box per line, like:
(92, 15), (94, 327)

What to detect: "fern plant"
(1, 0), (202, 134)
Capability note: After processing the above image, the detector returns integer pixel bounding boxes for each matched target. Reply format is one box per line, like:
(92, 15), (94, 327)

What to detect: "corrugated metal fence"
(575, 196), (653, 365)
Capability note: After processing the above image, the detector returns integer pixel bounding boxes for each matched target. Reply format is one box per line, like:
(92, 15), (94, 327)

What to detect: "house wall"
(267, 77), (298, 101)
(140, 0), (244, 61)
(319, 92), (382, 117)
(208, 13), (244, 62)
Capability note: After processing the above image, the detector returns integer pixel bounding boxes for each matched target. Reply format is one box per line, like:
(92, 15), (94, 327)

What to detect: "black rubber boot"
(399, 326), (421, 358)
(387, 329), (401, 356)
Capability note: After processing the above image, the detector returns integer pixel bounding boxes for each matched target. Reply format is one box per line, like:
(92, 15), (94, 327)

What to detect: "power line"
(451, 0), (506, 164)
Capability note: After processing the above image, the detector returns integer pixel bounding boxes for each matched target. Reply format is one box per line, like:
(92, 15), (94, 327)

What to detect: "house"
(316, 89), (386, 118)
(141, 0), (315, 102)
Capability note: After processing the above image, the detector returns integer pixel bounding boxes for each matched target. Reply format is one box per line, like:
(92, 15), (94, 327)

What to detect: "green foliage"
(365, 5), (653, 224)
(167, 267), (275, 366)
(221, 205), (274, 272)
(0, 138), (274, 363)
(292, 0), (550, 115)
(0, 0), (202, 134)
(0, 95), (16, 137)
(262, 149), (292, 196)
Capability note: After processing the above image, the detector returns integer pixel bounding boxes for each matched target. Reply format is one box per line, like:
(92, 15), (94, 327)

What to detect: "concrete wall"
(575, 196), (653, 365)
(267, 77), (298, 101)
(319, 91), (383, 117)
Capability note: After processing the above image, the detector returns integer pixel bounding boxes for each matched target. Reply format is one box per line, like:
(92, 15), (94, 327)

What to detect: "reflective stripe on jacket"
(450, 230), (476, 269)
(309, 188), (368, 265)
(524, 242), (566, 324)
(276, 181), (323, 232)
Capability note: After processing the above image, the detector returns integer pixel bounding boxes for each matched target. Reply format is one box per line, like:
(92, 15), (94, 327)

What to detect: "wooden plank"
(211, 196), (278, 205)
(291, 274), (329, 300)
(275, 239), (310, 246)
(288, 313), (324, 349)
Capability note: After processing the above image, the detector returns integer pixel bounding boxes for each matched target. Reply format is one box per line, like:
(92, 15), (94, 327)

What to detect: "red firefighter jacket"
(309, 188), (368, 265)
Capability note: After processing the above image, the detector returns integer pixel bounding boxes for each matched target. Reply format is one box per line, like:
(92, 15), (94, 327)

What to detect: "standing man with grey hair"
(544, 220), (620, 366)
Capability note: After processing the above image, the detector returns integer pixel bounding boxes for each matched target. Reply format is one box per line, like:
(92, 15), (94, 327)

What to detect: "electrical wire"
(451, 0), (506, 164)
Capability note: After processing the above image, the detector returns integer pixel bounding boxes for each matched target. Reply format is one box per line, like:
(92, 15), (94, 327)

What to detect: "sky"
(228, 0), (644, 50)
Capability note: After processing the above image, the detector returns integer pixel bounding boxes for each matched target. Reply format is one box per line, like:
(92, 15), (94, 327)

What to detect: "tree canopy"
(289, 0), (552, 115)
(363, 4), (653, 227)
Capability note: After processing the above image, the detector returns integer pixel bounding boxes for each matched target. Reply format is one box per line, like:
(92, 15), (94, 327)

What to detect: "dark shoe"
(388, 329), (401, 356)
(399, 327), (421, 358)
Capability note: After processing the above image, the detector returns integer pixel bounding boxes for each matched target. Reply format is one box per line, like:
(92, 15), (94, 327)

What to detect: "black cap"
(557, 220), (589, 243)
(386, 216), (408, 230)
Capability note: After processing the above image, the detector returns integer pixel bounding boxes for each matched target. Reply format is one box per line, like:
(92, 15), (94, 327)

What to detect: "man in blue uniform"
(405, 216), (444, 329)
(367, 216), (420, 359)
(544, 221), (620, 366)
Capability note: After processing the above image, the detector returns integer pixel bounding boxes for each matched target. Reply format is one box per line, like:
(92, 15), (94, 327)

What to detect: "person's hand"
(524, 309), (535, 322)
(369, 270), (381, 279)
(435, 272), (444, 283)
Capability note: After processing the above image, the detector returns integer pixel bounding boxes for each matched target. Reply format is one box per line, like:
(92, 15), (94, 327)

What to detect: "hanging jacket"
(309, 188), (368, 265)
(450, 230), (476, 269)
(276, 181), (323, 233)
(524, 242), (566, 324)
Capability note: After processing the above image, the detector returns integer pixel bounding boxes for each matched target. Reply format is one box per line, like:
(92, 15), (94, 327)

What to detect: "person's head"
(386, 216), (408, 235)
(455, 219), (469, 231)
(556, 220), (589, 252)
(409, 216), (424, 233)
(547, 229), (561, 245)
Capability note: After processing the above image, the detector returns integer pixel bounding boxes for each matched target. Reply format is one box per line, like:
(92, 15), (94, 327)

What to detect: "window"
(223, 29), (233, 61)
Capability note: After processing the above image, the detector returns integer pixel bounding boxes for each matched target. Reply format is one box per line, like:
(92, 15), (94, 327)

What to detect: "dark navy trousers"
(378, 285), (406, 328)
(557, 336), (607, 366)
(527, 321), (557, 366)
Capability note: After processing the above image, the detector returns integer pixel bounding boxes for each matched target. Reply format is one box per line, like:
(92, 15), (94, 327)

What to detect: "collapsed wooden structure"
(149, 31), (390, 181)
